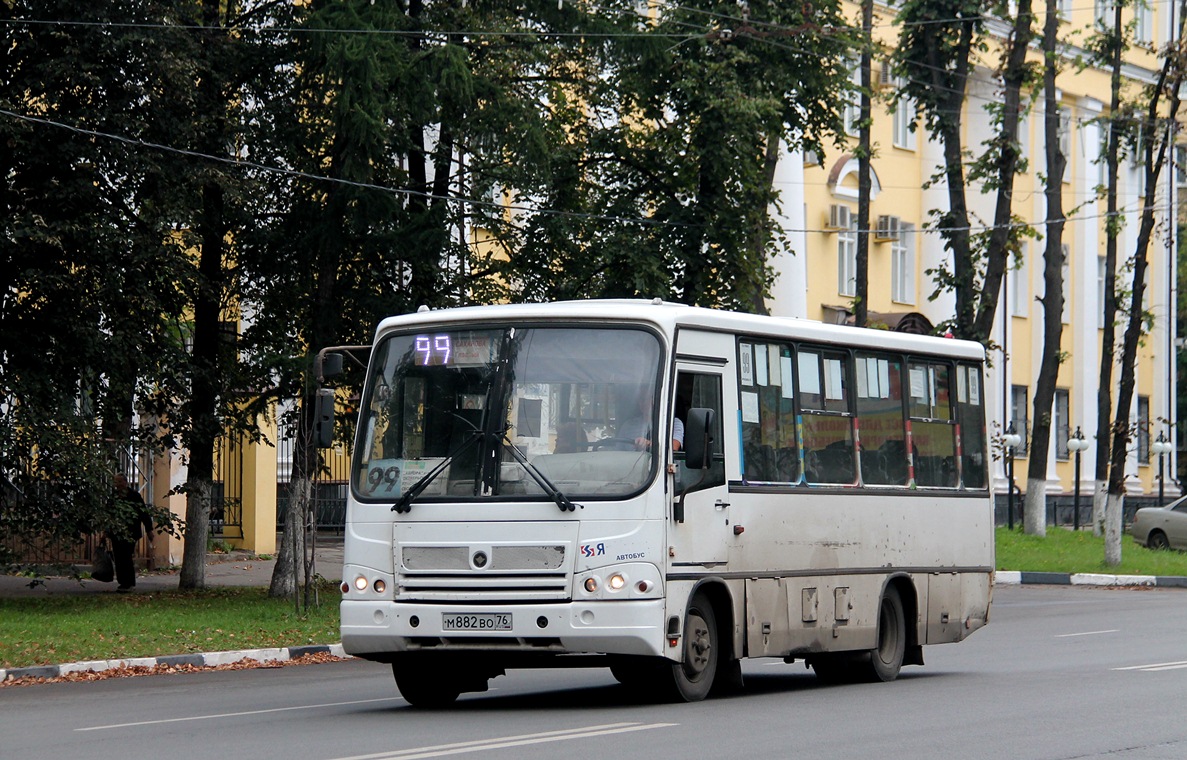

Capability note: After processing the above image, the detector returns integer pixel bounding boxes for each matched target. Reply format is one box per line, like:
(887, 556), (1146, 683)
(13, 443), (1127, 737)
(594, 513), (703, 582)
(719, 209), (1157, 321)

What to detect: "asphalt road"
(3, 584), (1185, 760)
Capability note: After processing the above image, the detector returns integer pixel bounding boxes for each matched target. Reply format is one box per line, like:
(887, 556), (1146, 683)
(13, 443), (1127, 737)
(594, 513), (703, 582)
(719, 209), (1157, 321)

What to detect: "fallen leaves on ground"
(0, 652), (345, 688)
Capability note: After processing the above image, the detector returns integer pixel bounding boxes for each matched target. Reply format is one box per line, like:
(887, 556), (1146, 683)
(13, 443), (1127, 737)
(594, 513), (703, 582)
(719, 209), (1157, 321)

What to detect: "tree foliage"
(0, 0), (854, 574)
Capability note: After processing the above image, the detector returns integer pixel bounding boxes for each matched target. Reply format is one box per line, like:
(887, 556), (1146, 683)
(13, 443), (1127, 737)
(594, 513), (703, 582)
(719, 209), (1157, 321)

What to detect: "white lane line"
(1054, 629), (1119, 638)
(1114, 660), (1187, 672)
(75, 697), (402, 731)
(330, 722), (679, 760)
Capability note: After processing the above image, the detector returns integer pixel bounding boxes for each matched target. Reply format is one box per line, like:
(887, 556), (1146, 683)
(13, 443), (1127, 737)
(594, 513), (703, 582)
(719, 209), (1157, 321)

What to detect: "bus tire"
(664, 592), (718, 702)
(392, 660), (462, 708)
(866, 586), (906, 683)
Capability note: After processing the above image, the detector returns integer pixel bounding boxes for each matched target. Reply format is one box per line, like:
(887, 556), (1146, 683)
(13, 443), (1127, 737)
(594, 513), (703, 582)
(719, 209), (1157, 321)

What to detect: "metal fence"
(211, 433), (244, 539)
(1, 444), (156, 567)
(275, 430), (351, 534)
(994, 492), (1181, 529)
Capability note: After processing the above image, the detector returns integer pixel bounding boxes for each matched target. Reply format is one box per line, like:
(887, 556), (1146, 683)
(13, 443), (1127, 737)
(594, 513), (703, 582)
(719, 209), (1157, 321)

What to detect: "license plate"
(442, 612), (512, 631)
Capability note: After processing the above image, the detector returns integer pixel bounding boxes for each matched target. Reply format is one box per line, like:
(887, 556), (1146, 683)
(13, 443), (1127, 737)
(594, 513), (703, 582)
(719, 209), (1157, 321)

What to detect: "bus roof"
(374, 299), (986, 362)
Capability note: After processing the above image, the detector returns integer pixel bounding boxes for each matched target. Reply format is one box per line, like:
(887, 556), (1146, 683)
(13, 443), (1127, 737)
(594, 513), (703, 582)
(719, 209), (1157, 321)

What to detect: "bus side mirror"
(315, 388), (336, 448)
(320, 351), (344, 379)
(683, 408), (715, 469)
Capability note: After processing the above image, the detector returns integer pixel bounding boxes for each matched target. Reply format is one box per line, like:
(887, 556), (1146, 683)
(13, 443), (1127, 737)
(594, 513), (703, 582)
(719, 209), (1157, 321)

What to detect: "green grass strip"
(996, 526), (1187, 576)
(1, 587), (338, 670)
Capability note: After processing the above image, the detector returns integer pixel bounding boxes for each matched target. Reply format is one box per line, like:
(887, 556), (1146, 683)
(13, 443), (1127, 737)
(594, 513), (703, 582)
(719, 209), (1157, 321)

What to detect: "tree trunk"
(179, 175), (225, 590)
(1024, 0), (1067, 537)
(270, 475), (310, 599)
(854, 0), (872, 328)
(1104, 491), (1124, 565)
(970, 0), (1036, 343)
(1093, 0), (1124, 537)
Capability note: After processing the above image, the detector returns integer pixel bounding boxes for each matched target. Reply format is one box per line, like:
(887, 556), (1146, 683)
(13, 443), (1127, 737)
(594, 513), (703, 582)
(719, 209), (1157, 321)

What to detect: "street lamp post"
(1004, 422), (1022, 530)
(1152, 431), (1173, 506)
(1067, 427), (1088, 530)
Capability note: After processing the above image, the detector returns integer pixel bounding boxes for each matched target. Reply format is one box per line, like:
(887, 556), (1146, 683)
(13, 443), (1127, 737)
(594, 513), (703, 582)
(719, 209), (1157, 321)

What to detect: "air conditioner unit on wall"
(875, 215), (901, 241)
(827, 204), (852, 230)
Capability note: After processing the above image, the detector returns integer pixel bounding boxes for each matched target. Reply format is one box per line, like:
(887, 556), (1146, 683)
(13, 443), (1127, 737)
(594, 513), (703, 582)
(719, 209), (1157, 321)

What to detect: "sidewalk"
(0, 537), (344, 598)
(1, 539), (347, 684)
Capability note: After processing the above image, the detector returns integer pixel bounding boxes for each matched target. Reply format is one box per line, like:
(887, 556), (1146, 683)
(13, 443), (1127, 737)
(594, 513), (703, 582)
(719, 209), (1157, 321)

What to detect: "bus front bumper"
(340, 598), (667, 660)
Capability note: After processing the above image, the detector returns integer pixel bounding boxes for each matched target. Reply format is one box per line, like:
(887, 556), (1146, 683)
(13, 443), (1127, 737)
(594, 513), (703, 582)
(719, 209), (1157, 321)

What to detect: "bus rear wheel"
(662, 592), (718, 702)
(865, 586), (906, 682)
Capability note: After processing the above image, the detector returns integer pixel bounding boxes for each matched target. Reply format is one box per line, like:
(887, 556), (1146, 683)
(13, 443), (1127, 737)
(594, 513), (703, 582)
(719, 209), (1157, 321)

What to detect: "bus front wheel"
(392, 659), (463, 708)
(664, 592), (718, 702)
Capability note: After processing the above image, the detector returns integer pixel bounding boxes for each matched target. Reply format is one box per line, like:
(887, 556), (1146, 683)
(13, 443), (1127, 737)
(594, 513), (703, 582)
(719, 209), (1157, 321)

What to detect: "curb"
(994, 571), (1187, 587)
(1, 643), (349, 683)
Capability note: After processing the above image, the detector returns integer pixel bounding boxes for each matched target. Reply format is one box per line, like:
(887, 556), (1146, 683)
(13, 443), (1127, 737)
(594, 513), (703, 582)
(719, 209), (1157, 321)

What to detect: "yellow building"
(768, 2), (1178, 505)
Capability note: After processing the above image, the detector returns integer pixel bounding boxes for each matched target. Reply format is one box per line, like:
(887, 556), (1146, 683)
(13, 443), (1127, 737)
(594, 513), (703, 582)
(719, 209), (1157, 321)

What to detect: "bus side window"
(675, 371), (725, 491)
(799, 349), (856, 485)
(737, 341), (799, 485)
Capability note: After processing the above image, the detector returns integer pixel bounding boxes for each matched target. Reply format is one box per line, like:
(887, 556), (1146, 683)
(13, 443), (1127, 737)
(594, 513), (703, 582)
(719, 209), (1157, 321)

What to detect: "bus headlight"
(575, 563), (662, 600)
(354, 576), (368, 592)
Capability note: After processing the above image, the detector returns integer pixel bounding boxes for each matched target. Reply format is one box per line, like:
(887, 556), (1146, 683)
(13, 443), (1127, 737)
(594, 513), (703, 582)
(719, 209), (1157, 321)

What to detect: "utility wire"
(2, 105), (1169, 240)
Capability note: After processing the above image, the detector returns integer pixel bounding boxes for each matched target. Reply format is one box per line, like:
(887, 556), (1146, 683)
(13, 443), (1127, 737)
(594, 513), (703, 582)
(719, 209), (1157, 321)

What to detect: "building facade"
(767, 1), (1180, 505)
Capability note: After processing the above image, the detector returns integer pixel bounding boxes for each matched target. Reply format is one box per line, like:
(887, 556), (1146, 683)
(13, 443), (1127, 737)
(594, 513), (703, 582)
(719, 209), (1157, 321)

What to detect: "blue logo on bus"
(580, 543), (605, 558)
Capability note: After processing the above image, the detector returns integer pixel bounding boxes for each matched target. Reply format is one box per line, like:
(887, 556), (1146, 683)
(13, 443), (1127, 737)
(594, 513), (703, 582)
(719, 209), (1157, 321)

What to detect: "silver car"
(1131, 495), (1187, 550)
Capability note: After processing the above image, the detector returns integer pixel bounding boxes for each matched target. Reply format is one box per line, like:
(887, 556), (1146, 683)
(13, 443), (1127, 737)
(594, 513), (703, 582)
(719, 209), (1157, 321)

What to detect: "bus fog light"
(636, 580), (653, 593)
(354, 576), (368, 591)
(340, 581), (350, 594)
(373, 579), (386, 594)
(608, 573), (626, 591)
(584, 577), (599, 593)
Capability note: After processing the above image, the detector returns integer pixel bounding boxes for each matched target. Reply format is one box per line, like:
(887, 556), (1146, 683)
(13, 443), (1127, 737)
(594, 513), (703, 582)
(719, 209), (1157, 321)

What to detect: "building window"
(1058, 107), (1073, 166)
(1097, 256), (1107, 328)
(1010, 385), (1029, 457)
(1061, 244), (1071, 323)
(1018, 112), (1030, 165)
(1010, 243), (1029, 318)
(891, 223), (915, 304)
(892, 82), (917, 150)
(1137, 395), (1151, 464)
(1054, 388), (1070, 460)
(838, 216), (857, 296)
(1135, 2), (1152, 44)
(1175, 145), (1187, 192)
(1095, 0), (1113, 29)
(843, 64), (861, 136)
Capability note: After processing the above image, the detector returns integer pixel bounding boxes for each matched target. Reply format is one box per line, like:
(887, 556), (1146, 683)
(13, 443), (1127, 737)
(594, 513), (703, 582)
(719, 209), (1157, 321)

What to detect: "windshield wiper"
(501, 432), (581, 513)
(392, 429), (483, 514)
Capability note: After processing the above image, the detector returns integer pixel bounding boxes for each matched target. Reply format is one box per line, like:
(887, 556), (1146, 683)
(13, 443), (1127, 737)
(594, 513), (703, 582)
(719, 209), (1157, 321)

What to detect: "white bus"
(331, 300), (993, 706)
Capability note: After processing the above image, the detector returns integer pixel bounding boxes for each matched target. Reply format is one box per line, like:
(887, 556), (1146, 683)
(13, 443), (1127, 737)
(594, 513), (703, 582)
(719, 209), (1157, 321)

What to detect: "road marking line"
(1054, 629), (1119, 638)
(1113, 660), (1187, 671)
(330, 722), (679, 760)
(75, 697), (402, 731)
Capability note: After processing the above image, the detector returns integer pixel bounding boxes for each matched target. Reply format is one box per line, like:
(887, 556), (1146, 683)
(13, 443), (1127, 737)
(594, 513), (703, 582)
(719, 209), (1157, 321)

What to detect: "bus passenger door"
(670, 367), (730, 566)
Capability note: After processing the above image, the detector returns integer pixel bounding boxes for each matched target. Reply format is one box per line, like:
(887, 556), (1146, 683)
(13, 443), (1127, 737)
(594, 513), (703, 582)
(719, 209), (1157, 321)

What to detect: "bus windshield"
(353, 325), (663, 504)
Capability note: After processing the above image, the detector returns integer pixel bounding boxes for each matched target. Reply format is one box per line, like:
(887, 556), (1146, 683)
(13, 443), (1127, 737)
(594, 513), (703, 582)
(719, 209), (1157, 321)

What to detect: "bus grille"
(397, 544), (571, 602)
